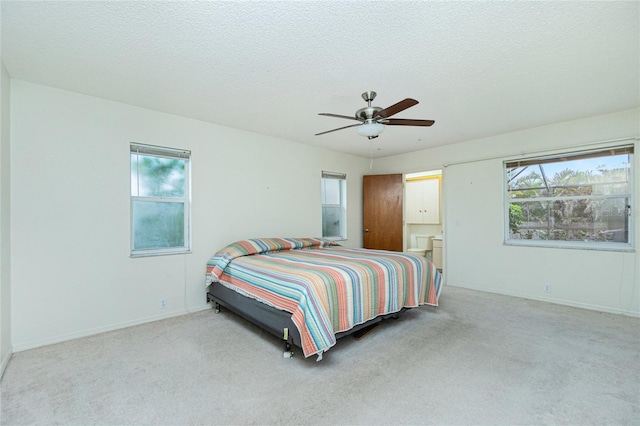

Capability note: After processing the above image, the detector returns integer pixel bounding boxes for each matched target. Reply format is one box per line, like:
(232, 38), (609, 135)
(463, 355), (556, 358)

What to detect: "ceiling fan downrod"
(356, 91), (383, 121)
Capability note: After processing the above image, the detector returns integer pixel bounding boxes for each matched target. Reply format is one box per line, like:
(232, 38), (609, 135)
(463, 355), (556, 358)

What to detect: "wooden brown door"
(363, 174), (403, 251)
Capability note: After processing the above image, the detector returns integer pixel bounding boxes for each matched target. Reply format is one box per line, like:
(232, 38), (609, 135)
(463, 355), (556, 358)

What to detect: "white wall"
(0, 60), (12, 375)
(374, 109), (640, 316)
(10, 80), (371, 351)
(8, 79), (638, 356)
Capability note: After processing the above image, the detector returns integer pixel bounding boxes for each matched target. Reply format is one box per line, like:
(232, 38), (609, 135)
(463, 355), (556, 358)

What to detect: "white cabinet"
(432, 238), (443, 270)
(405, 177), (440, 224)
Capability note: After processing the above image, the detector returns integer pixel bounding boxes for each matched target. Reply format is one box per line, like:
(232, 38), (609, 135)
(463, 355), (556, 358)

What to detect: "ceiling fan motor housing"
(356, 106), (383, 122)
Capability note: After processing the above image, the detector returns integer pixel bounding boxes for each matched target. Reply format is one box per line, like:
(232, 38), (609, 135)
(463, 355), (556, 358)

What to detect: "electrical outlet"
(544, 284), (551, 293)
(160, 299), (167, 309)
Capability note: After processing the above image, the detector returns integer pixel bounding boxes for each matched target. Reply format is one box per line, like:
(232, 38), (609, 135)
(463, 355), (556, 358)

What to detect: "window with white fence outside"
(505, 145), (633, 250)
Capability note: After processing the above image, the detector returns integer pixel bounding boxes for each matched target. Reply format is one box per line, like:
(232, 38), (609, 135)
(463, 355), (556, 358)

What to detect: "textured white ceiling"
(2, 1), (638, 158)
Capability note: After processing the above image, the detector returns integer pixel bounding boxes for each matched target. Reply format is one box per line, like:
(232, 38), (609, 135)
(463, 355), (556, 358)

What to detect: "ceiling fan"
(315, 91), (435, 139)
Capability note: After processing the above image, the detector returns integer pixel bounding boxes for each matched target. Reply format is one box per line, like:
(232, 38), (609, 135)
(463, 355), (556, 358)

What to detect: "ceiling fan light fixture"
(357, 122), (385, 138)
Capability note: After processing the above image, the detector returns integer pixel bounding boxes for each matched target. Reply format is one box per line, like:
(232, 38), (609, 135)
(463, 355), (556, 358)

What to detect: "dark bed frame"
(207, 282), (407, 358)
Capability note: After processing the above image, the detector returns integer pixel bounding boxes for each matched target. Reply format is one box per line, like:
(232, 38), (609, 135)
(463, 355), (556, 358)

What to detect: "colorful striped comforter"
(206, 238), (441, 358)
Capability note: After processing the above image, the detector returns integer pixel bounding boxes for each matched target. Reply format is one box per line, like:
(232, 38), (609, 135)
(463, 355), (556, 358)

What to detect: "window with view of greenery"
(505, 145), (633, 249)
(322, 171), (347, 240)
(130, 143), (191, 256)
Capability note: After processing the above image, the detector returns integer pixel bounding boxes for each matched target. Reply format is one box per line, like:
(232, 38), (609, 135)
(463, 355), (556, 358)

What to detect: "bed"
(206, 237), (442, 360)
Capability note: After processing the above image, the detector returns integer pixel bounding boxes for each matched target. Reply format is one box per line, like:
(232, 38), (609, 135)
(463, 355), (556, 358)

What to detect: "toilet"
(407, 234), (434, 257)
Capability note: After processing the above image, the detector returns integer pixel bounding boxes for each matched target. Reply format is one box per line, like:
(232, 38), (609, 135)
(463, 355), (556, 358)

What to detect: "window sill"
(130, 249), (192, 258)
(504, 239), (634, 252)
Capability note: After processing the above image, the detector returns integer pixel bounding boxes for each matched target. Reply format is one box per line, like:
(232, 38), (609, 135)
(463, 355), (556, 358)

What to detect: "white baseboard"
(447, 283), (640, 317)
(0, 346), (12, 380)
(12, 304), (211, 353)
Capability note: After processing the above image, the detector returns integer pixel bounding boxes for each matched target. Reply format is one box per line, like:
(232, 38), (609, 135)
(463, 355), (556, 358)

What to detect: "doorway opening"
(405, 169), (443, 272)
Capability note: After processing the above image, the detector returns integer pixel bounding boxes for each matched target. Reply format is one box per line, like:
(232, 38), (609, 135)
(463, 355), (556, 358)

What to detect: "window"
(321, 171), (347, 240)
(505, 145), (633, 250)
(130, 143), (191, 256)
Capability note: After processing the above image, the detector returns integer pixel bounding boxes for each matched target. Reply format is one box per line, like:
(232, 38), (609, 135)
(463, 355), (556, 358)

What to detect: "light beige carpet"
(1, 286), (639, 425)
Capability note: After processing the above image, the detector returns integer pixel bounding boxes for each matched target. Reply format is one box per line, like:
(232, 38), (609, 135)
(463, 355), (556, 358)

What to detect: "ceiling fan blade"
(383, 118), (435, 126)
(315, 123), (362, 136)
(376, 98), (419, 119)
(318, 113), (360, 121)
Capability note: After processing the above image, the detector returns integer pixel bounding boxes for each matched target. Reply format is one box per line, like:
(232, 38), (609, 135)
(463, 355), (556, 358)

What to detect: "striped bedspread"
(206, 238), (441, 358)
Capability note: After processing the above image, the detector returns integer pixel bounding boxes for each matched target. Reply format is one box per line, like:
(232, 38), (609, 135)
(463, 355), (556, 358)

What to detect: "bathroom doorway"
(405, 169), (443, 271)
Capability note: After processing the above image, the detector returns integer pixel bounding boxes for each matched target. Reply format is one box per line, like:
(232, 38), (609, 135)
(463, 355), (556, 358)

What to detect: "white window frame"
(130, 143), (192, 257)
(504, 145), (634, 252)
(321, 171), (347, 241)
